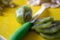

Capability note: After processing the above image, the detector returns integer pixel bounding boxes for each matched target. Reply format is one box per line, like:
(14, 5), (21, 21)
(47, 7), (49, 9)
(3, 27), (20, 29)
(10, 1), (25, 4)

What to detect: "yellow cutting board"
(0, 0), (60, 40)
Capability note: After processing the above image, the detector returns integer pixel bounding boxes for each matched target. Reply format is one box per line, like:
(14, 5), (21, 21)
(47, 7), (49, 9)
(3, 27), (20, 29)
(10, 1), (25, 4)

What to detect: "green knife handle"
(9, 22), (32, 40)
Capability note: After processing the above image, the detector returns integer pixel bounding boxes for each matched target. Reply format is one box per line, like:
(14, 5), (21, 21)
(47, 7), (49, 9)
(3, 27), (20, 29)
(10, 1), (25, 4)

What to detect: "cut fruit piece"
(16, 5), (32, 24)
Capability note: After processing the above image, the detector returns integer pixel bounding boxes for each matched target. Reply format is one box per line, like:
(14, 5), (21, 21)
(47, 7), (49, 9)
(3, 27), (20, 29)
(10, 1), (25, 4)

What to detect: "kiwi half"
(16, 5), (32, 24)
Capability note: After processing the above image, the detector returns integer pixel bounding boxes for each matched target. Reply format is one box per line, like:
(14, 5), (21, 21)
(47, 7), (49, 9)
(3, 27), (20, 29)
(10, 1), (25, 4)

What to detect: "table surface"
(0, 0), (60, 40)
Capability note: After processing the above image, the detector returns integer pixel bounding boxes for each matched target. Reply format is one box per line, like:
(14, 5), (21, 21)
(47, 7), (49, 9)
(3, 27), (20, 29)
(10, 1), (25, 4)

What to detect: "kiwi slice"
(40, 31), (60, 39)
(34, 17), (54, 25)
(39, 21), (60, 34)
(16, 5), (32, 24)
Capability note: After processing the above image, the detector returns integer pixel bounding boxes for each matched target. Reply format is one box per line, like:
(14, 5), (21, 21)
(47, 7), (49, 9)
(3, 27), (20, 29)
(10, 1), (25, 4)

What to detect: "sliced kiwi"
(34, 17), (54, 25)
(32, 16), (60, 40)
(16, 5), (32, 24)
(40, 31), (60, 39)
(39, 21), (60, 34)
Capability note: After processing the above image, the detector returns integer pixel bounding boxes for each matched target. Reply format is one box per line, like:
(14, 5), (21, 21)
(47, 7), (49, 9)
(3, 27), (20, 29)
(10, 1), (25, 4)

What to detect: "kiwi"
(40, 31), (60, 39)
(16, 5), (32, 24)
(32, 17), (60, 39)
(34, 17), (54, 25)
